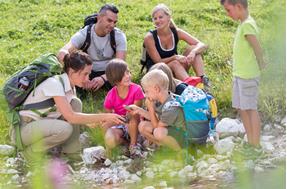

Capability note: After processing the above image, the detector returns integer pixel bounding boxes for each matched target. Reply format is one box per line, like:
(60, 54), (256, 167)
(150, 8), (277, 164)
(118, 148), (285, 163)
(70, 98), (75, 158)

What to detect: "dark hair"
(99, 4), (119, 15)
(63, 51), (92, 73)
(105, 59), (127, 86)
(220, 0), (248, 8)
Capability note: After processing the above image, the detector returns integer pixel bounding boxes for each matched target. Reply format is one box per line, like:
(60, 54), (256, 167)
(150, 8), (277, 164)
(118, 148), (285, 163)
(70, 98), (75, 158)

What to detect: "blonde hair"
(141, 69), (169, 91)
(149, 63), (176, 93)
(151, 3), (177, 28)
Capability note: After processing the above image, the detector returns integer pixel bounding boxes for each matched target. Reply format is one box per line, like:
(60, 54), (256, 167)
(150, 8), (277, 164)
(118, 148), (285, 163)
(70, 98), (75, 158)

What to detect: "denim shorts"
(232, 76), (260, 110)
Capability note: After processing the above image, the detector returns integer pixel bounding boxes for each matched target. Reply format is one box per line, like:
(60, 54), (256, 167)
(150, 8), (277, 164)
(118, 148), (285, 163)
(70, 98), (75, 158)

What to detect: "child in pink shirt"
(103, 59), (145, 158)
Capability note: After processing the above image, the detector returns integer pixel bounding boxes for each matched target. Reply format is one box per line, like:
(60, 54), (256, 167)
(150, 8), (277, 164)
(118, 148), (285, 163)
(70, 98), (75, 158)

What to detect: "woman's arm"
(53, 96), (124, 126)
(177, 28), (208, 55)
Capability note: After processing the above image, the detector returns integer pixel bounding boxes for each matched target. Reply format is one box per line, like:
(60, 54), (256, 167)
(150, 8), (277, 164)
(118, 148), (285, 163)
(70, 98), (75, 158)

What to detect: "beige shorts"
(232, 76), (260, 110)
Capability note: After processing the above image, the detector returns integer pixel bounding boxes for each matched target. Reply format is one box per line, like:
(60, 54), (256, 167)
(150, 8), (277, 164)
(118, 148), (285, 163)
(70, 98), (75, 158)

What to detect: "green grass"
(0, 0), (285, 146)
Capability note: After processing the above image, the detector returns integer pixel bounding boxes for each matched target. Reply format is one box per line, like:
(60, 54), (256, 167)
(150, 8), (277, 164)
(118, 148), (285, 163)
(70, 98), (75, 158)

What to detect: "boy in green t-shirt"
(220, 0), (266, 149)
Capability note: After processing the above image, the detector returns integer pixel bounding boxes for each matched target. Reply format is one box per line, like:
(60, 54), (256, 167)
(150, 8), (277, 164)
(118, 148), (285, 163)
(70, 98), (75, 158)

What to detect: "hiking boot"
(129, 144), (143, 158)
(201, 75), (211, 89)
(142, 139), (158, 151)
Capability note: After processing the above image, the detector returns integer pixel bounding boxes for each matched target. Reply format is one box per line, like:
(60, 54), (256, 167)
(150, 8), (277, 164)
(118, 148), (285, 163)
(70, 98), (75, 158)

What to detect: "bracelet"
(100, 76), (106, 83)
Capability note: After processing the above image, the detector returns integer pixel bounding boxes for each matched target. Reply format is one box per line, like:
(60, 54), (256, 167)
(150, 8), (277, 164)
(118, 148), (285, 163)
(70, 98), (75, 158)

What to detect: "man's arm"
(57, 41), (78, 64)
(115, 50), (126, 60)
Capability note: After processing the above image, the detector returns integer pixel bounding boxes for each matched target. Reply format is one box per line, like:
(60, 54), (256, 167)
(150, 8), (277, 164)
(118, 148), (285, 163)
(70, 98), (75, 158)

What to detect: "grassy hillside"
(0, 0), (285, 144)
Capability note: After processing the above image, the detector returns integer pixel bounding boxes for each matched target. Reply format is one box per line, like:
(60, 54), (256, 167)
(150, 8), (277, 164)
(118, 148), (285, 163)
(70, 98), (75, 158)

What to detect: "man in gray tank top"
(58, 4), (127, 92)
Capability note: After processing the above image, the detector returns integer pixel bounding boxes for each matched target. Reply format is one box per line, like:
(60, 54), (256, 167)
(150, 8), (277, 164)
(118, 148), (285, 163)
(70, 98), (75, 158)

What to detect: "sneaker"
(142, 139), (158, 151)
(201, 75), (211, 89)
(129, 144), (143, 158)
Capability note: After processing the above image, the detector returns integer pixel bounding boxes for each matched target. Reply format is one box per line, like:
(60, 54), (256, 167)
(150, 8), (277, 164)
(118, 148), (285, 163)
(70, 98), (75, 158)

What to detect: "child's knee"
(138, 121), (150, 134)
(153, 128), (168, 141)
(104, 129), (118, 148)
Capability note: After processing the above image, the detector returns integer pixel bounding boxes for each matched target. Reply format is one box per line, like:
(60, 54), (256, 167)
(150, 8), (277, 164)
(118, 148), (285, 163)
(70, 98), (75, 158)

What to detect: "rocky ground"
(0, 117), (285, 189)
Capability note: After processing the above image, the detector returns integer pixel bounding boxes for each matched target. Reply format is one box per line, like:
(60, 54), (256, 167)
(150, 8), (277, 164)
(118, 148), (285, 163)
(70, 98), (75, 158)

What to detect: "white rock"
(178, 169), (186, 178)
(82, 146), (106, 165)
(214, 137), (235, 154)
(261, 142), (275, 153)
(263, 124), (272, 132)
(207, 158), (218, 164)
(146, 170), (155, 178)
(104, 159), (112, 166)
(261, 135), (275, 142)
(0, 145), (15, 156)
(159, 180), (167, 187)
(11, 174), (21, 183)
(6, 169), (18, 174)
(143, 186), (155, 189)
(281, 117), (286, 126)
(124, 179), (135, 184)
(183, 165), (193, 172)
(254, 166), (264, 173)
(169, 171), (177, 177)
(130, 174), (141, 182)
(216, 118), (245, 137)
(196, 161), (209, 172)
(119, 170), (130, 180)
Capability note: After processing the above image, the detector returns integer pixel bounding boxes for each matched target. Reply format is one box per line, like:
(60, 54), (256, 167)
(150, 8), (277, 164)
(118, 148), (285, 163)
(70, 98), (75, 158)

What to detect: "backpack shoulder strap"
(170, 27), (179, 45)
(20, 75), (65, 111)
(110, 29), (116, 54)
(80, 24), (93, 52)
(150, 29), (158, 44)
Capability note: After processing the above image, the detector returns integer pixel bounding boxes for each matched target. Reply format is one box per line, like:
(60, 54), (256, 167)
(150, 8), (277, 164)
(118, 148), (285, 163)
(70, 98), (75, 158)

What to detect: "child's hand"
(176, 55), (187, 64)
(145, 98), (155, 112)
(259, 60), (268, 70)
(187, 50), (196, 63)
(124, 104), (142, 116)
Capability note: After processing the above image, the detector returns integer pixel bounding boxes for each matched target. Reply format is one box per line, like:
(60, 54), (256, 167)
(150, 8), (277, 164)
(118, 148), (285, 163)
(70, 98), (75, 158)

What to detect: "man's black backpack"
(80, 13), (116, 54)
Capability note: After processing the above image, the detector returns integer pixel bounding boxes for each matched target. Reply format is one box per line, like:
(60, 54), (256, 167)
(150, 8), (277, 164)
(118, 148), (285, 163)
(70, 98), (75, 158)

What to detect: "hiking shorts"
(232, 76), (260, 110)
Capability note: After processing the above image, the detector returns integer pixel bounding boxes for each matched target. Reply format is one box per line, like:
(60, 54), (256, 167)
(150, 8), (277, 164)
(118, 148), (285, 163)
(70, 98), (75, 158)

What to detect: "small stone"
(0, 145), (15, 156)
(104, 159), (112, 166)
(145, 171), (154, 178)
(207, 158), (218, 164)
(130, 174), (141, 182)
(159, 180), (167, 187)
(281, 117), (286, 126)
(254, 166), (264, 173)
(143, 186), (155, 189)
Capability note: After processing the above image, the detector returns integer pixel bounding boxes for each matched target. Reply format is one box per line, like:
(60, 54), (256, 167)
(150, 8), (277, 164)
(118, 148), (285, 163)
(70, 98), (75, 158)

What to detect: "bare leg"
(104, 128), (125, 150)
(249, 110), (261, 146)
(239, 109), (253, 145)
(167, 60), (189, 81)
(183, 46), (205, 76)
(154, 127), (181, 151)
(127, 114), (140, 145)
(138, 121), (160, 144)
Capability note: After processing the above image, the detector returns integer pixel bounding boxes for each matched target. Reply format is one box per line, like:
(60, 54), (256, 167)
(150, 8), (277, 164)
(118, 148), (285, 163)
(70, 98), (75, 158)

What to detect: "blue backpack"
(163, 85), (217, 146)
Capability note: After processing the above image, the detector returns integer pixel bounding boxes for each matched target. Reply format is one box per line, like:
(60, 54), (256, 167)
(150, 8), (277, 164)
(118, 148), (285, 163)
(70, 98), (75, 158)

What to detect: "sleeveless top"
(145, 27), (179, 71)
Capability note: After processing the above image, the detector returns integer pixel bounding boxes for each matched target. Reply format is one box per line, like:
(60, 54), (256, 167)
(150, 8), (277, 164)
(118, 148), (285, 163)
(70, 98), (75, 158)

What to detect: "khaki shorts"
(232, 76), (260, 110)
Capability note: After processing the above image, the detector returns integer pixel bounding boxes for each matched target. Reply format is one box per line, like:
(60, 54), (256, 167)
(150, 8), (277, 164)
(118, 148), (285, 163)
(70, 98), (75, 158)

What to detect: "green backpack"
(2, 53), (63, 151)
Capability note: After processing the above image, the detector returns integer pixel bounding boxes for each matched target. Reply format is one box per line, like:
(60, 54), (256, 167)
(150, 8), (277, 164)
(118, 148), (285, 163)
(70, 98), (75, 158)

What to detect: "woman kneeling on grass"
(11, 51), (124, 160)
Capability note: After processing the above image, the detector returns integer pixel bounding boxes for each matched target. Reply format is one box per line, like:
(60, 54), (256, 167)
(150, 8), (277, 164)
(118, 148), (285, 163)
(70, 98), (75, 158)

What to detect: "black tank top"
(145, 27), (179, 71)
(151, 27), (179, 59)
